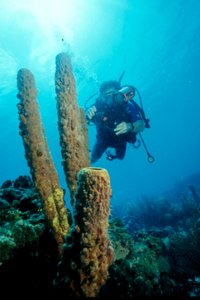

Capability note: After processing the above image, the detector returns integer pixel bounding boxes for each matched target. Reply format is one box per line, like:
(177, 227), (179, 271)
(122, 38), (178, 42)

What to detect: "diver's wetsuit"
(91, 99), (144, 163)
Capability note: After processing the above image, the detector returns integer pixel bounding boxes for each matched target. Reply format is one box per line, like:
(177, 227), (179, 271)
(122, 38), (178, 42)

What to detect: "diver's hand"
(114, 122), (133, 135)
(86, 106), (97, 120)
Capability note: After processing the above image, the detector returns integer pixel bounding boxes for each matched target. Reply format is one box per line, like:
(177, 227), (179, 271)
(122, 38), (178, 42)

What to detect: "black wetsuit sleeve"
(127, 101), (144, 122)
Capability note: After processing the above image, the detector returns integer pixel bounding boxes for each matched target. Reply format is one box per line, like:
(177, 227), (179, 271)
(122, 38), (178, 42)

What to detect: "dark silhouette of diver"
(86, 80), (151, 163)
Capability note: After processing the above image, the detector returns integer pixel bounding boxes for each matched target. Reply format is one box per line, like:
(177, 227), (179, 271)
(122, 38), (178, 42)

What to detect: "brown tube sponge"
(54, 167), (114, 297)
(55, 53), (90, 205)
(17, 68), (70, 255)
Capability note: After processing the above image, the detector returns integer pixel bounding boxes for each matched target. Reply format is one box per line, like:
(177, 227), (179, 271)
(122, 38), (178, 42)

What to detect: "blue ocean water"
(0, 0), (199, 209)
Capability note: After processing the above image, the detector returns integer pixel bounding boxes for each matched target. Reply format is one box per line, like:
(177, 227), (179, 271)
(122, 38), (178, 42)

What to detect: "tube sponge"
(55, 53), (90, 205)
(17, 68), (70, 255)
(54, 167), (114, 297)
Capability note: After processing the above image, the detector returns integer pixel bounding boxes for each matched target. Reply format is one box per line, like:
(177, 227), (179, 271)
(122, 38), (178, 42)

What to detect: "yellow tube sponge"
(55, 53), (90, 204)
(17, 68), (70, 255)
(54, 167), (114, 297)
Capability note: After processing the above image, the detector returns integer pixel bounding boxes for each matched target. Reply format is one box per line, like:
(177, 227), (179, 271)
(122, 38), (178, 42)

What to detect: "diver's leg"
(91, 139), (108, 164)
(115, 141), (127, 160)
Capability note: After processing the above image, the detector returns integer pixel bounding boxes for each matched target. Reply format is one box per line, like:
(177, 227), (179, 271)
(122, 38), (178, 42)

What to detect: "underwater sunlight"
(0, 1), (200, 296)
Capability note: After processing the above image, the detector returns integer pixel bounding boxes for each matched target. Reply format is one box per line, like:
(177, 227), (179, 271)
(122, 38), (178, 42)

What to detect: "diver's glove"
(114, 122), (134, 135)
(86, 105), (97, 120)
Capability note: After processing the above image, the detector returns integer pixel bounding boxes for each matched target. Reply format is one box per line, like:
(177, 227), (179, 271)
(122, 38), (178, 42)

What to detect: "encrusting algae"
(16, 54), (114, 297)
(54, 167), (114, 297)
(17, 68), (70, 255)
(55, 53), (90, 205)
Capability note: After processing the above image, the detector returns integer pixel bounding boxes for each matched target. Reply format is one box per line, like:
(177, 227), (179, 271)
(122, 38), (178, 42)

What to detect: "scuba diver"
(86, 79), (151, 163)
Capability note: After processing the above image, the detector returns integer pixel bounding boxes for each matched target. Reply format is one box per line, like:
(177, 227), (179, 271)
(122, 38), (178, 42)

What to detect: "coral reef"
(98, 217), (175, 297)
(170, 224), (200, 278)
(55, 53), (90, 204)
(17, 68), (70, 254)
(113, 191), (200, 237)
(54, 167), (114, 297)
(188, 185), (200, 204)
(0, 176), (45, 264)
(14, 54), (113, 297)
(0, 176), (61, 296)
(0, 52), (199, 297)
(108, 218), (134, 261)
(1, 173), (200, 297)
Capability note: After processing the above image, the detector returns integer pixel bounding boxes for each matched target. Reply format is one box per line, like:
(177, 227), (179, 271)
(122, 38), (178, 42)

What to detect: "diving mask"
(101, 85), (135, 106)
(118, 85), (135, 102)
(114, 86), (135, 104)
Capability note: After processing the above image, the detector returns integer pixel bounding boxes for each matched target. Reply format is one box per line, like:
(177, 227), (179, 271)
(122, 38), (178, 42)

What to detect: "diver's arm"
(132, 119), (145, 133)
